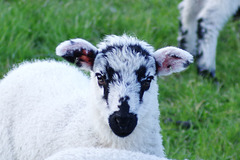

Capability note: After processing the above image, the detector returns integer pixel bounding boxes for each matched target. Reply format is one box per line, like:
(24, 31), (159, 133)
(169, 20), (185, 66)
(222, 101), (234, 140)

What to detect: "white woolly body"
(0, 35), (193, 160)
(178, 0), (240, 76)
(0, 60), (164, 160)
(44, 147), (168, 160)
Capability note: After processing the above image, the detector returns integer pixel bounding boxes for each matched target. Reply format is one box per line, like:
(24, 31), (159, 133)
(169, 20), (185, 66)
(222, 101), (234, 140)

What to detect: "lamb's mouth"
(108, 111), (138, 137)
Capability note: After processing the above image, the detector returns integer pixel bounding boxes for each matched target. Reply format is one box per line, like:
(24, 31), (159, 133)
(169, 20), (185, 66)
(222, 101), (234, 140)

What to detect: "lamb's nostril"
(115, 117), (121, 125)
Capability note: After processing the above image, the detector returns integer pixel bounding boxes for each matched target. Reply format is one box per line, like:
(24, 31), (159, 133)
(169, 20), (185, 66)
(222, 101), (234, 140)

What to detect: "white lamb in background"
(0, 35), (193, 160)
(178, 0), (240, 77)
(44, 147), (168, 160)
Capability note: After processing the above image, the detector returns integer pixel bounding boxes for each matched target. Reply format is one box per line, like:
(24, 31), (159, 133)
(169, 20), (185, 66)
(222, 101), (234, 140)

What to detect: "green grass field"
(0, 0), (239, 159)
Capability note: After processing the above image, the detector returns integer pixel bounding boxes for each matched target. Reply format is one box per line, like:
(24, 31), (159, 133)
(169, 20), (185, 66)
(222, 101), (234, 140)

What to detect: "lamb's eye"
(141, 76), (153, 91)
(96, 73), (106, 86)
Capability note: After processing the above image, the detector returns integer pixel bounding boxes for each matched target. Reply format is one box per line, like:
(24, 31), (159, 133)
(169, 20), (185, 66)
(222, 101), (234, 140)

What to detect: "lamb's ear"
(56, 38), (98, 70)
(152, 47), (193, 76)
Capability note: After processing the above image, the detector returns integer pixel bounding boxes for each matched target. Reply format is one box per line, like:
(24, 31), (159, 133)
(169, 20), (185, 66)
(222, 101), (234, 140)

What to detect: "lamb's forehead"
(93, 35), (157, 77)
(97, 35), (154, 53)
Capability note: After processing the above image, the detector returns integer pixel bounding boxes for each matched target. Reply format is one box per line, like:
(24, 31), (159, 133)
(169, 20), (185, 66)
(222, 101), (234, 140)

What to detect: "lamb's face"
(56, 34), (193, 138)
(92, 44), (157, 137)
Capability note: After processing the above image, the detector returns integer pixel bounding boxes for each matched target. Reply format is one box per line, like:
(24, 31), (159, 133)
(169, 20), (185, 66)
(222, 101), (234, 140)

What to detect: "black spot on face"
(135, 65), (147, 82)
(135, 65), (153, 102)
(106, 65), (116, 83)
(128, 44), (150, 57)
(118, 96), (130, 113)
(141, 77), (153, 91)
(101, 44), (150, 58)
(135, 66), (147, 102)
(103, 83), (109, 103)
(101, 45), (123, 54)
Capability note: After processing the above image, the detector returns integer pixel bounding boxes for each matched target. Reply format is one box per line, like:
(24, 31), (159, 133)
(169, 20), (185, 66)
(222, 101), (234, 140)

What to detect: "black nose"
(115, 112), (130, 130)
(108, 111), (138, 137)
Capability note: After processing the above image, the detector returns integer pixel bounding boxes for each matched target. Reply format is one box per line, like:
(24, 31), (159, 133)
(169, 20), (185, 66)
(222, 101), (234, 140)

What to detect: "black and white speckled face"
(94, 44), (157, 105)
(56, 34), (193, 137)
(92, 36), (157, 137)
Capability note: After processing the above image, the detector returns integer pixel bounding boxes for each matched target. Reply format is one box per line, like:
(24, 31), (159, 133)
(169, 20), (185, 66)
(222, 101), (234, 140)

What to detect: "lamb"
(178, 0), (240, 77)
(0, 35), (193, 160)
(44, 147), (168, 160)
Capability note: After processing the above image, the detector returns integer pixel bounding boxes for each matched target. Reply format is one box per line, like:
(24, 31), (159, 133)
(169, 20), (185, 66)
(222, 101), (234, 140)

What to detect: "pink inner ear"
(153, 46), (193, 76)
(159, 55), (182, 70)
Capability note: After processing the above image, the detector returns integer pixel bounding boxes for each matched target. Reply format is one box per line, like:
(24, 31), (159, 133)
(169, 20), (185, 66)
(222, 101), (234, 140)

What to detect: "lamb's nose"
(109, 111), (138, 137)
(114, 113), (130, 130)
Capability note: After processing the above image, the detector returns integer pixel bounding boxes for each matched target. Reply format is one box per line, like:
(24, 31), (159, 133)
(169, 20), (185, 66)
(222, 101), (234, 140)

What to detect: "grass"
(0, 0), (239, 159)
